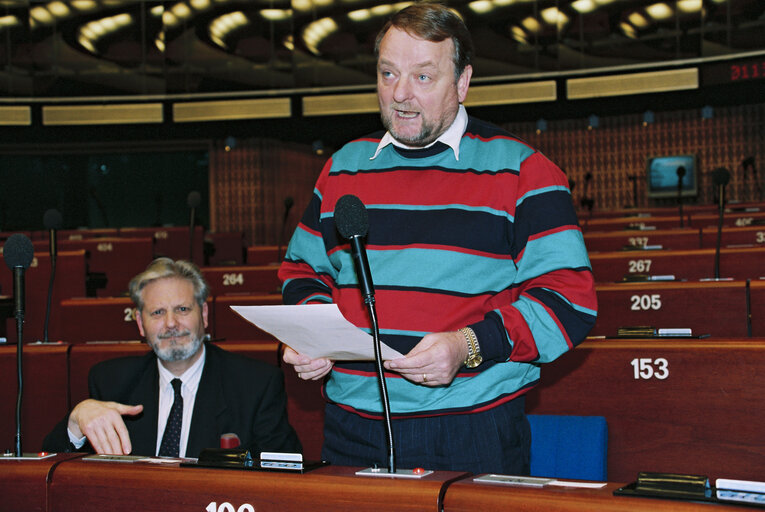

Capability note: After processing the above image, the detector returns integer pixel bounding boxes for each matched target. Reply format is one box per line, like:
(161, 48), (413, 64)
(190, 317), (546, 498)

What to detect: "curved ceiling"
(0, 0), (762, 98)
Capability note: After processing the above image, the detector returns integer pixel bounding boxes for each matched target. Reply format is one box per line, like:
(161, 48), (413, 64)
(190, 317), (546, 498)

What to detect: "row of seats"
(583, 224), (765, 251)
(581, 209), (765, 232)
(2, 337), (763, 483)
(51, 278), (765, 343)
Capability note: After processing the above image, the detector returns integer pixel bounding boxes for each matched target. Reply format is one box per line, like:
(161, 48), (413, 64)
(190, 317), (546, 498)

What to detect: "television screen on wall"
(646, 154), (698, 199)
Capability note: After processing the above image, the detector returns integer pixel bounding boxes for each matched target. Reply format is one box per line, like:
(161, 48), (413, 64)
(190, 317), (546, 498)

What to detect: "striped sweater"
(279, 115), (597, 418)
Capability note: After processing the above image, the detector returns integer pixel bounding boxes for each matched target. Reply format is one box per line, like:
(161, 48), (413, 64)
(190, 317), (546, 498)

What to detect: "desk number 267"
(630, 358), (669, 380)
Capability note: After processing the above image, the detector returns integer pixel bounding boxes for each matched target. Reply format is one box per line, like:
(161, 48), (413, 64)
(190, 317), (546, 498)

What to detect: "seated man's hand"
(283, 346), (333, 381)
(384, 331), (468, 387)
(68, 399), (143, 455)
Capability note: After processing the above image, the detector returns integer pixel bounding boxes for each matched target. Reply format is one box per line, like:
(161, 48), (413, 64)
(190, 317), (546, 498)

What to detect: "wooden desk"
(57, 237), (154, 298)
(591, 281), (749, 337)
(0, 250), (87, 343)
(443, 478), (748, 512)
(208, 232), (245, 265)
(202, 265), (282, 296)
(213, 294), (283, 341)
(526, 338), (765, 483)
(0, 344), (70, 453)
(690, 210), (765, 228)
(584, 228), (701, 252)
(700, 225), (765, 248)
(589, 246), (765, 282)
(246, 245), (280, 266)
(583, 215), (687, 232)
(119, 226), (204, 266)
(749, 280), (765, 337)
(48, 460), (467, 512)
(0, 453), (82, 512)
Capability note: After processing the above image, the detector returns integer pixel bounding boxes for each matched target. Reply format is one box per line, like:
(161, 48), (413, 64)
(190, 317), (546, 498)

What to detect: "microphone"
(43, 209), (62, 343)
(334, 195), (395, 473)
(712, 168), (730, 279)
(676, 166), (686, 227)
(3, 233), (34, 457)
(283, 196), (294, 223)
(187, 191), (201, 262)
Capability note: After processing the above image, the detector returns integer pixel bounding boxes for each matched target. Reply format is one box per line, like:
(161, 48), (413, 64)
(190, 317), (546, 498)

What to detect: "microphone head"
(335, 194), (369, 239)
(676, 166), (686, 178)
(43, 208), (63, 230)
(712, 167), (730, 186)
(3, 233), (34, 270)
(187, 191), (201, 208)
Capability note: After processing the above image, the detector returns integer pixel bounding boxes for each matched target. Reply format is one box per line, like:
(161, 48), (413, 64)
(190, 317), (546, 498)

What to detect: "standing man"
(44, 258), (301, 457)
(279, 3), (596, 474)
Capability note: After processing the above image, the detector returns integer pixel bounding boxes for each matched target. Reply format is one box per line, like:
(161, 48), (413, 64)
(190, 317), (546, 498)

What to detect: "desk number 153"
(630, 358), (669, 380)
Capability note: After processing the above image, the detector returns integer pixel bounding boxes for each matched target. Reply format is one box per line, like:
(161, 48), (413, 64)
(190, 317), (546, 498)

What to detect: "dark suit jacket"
(43, 343), (301, 457)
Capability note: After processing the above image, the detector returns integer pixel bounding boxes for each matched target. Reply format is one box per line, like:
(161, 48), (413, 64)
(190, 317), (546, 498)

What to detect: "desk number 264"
(206, 503), (254, 512)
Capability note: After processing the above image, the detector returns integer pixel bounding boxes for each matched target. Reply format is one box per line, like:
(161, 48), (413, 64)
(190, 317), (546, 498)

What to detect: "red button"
(413, 467), (426, 475)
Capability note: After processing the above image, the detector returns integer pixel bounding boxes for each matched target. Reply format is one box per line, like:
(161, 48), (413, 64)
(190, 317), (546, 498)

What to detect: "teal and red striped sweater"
(279, 116), (597, 418)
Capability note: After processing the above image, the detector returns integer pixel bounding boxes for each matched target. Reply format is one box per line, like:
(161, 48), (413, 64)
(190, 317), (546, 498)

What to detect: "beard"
(149, 329), (204, 363)
(379, 102), (458, 147)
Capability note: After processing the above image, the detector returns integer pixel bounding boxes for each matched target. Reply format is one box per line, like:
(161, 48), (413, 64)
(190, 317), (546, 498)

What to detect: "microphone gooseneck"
(334, 194), (395, 473)
(676, 166), (686, 227)
(187, 191), (201, 262)
(278, 196), (295, 263)
(712, 168), (730, 279)
(43, 209), (63, 343)
(3, 233), (34, 457)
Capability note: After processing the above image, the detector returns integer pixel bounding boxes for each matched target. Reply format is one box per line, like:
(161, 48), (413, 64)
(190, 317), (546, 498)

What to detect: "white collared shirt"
(67, 344), (207, 458)
(155, 343), (206, 458)
(371, 104), (468, 161)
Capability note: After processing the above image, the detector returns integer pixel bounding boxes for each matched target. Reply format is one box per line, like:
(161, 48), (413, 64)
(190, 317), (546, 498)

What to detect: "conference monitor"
(646, 154), (698, 199)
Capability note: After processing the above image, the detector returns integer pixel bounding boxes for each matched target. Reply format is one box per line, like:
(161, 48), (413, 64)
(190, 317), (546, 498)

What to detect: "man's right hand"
(282, 346), (333, 381)
(68, 399), (143, 455)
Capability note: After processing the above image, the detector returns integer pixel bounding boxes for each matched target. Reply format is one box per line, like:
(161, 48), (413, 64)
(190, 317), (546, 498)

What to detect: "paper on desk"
(230, 304), (404, 361)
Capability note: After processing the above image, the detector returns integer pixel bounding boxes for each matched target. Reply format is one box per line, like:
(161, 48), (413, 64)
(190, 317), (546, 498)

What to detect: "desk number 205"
(206, 503), (254, 512)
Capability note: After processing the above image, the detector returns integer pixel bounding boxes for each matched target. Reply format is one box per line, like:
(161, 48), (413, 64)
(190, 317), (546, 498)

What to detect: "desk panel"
(208, 232), (244, 265)
(591, 281), (749, 337)
(444, 479), (747, 512)
(0, 250), (87, 343)
(583, 215), (687, 232)
(59, 297), (139, 343)
(0, 453), (81, 512)
(700, 225), (765, 248)
(526, 338), (765, 483)
(750, 280), (765, 337)
(690, 211), (765, 228)
(246, 245), (280, 265)
(584, 228), (701, 252)
(589, 247), (765, 282)
(202, 265), (282, 297)
(48, 461), (465, 512)
(57, 237), (154, 297)
(213, 294), (283, 341)
(0, 344), (69, 453)
(119, 226), (204, 266)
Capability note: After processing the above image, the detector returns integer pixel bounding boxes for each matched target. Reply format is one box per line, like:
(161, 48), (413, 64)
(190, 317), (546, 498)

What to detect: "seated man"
(44, 257), (301, 458)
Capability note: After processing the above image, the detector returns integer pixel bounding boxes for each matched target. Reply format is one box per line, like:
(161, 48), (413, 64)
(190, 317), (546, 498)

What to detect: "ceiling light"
(71, 1), (98, 11)
(468, 0), (494, 14)
(78, 34), (96, 52)
(571, 0), (596, 14)
(190, 0), (212, 9)
(47, 1), (70, 18)
(493, 0), (516, 6)
(30, 6), (54, 24)
(646, 3), (673, 20)
(348, 9), (371, 21)
(261, 9), (291, 21)
(302, 17), (339, 55)
(150, 5), (164, 16)
(293, 0), (312, 12)
(283, 35), (295, 51)
(0, 15), (19, 28)
(172, 2), (193, 19)
(541, 7), (569, 28)
(511, 25), (528, 43)
(163, 11), (179, 27)
(677, 0), (702, 13)
(620, 21), (637, 38)
(370, 4), (395, 16)
(628, 12), (650, 28)
(521, 16), (541, 33)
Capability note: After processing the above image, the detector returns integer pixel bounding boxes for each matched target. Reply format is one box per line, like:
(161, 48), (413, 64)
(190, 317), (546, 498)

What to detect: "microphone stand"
(366, 297), (395, 473)
(43, 228), (57, 343)
(714, 182), (725, 279)
(13, 267), (24, 457)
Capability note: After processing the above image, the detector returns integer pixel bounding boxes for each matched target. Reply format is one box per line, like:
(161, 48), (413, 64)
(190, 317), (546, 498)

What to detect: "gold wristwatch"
(459, 327), (483, 368)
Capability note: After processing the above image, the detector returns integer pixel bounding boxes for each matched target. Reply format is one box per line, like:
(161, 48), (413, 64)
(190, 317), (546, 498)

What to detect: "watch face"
(466, 355), (483, 369)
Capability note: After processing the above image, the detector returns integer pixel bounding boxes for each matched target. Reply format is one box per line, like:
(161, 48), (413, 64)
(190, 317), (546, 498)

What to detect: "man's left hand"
(383, 331), (468, 386)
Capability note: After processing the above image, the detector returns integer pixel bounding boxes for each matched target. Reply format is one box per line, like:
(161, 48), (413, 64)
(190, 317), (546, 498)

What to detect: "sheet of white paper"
(230, 304), (404, 361)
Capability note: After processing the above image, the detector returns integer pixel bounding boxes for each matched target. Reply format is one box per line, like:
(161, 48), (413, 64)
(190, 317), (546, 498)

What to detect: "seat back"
(527, 414), (608, 481)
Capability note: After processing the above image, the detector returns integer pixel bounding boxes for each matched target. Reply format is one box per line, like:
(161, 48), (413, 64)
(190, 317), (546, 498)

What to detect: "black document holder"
(180, 448), (328, 474)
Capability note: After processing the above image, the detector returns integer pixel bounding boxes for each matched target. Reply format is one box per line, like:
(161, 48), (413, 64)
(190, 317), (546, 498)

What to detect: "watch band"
(459, 327), (482, 368)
